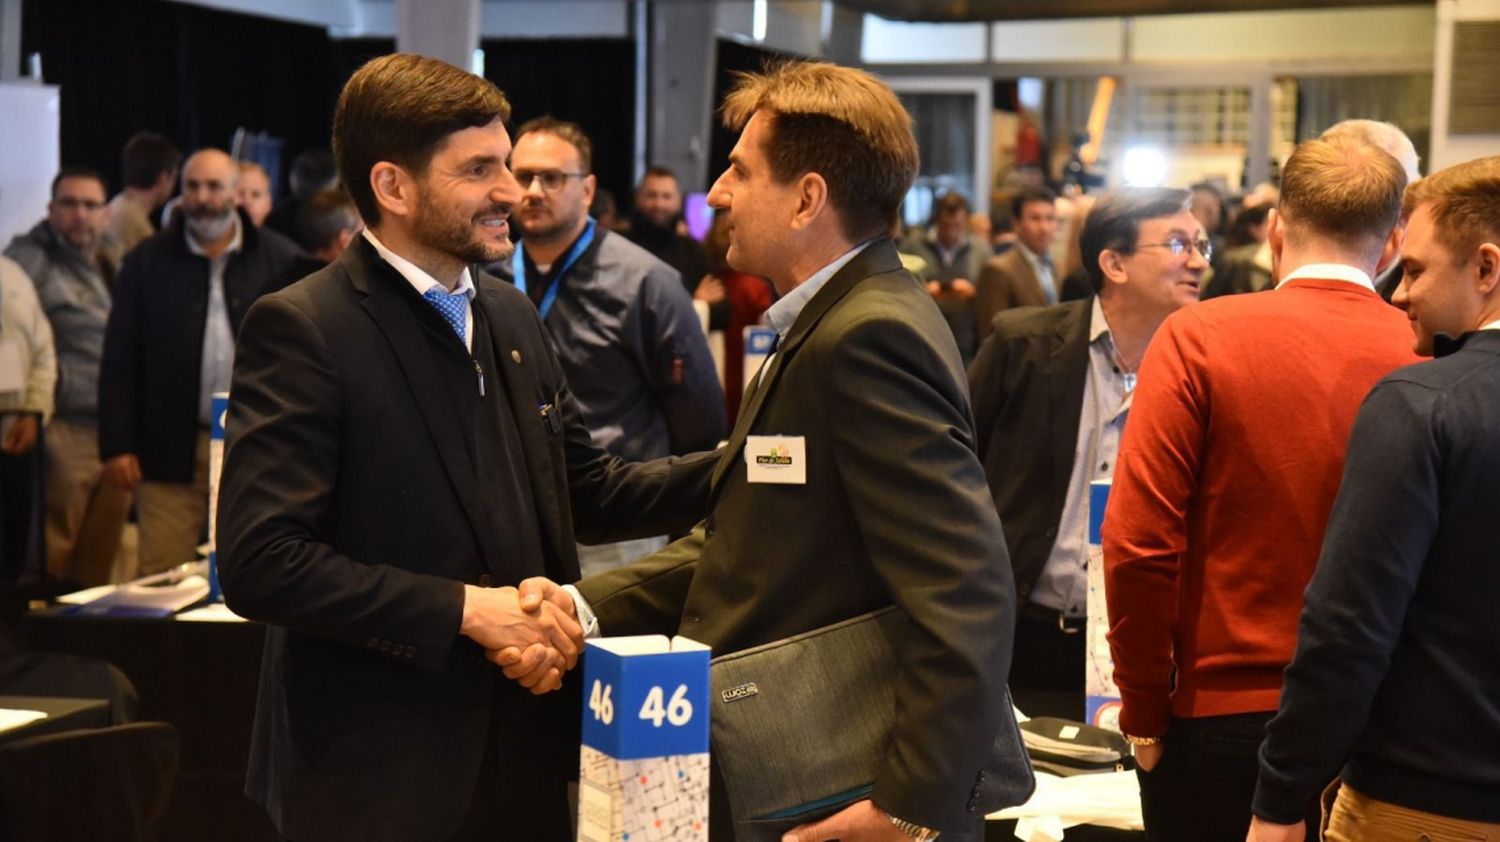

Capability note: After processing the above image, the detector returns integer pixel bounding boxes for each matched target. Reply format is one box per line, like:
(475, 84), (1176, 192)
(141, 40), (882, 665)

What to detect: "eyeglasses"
(1137, 236), (1212, 263)
(514, 169), (588, 192)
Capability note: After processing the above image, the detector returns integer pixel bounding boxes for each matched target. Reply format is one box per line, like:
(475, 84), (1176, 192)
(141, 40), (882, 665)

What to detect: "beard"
(414, 182), (513, 264)
(186, 203), (236, 242)
(517, 199), (583, 247)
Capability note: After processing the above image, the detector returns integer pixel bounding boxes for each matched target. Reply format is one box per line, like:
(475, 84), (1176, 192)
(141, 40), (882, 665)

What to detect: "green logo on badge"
(755, 445), (793, 466)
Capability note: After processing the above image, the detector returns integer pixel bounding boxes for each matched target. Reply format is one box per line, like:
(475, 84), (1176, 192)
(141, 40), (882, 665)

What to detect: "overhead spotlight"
(1123, 147), (1168, 187)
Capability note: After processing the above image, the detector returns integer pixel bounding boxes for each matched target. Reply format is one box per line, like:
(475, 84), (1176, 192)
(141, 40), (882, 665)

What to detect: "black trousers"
(1008, 609), (1087, 720)
(1137, 712), (1318, 842)
(0, 427), (43, 582)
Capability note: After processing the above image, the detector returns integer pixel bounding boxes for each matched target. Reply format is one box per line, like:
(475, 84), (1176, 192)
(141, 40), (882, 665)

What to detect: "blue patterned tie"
(423, 286), (468, 343)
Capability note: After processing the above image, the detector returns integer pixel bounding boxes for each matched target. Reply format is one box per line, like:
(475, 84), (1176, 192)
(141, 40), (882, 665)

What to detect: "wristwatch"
(1123, 734), (1161, 747)
(887, 812), (941, 841)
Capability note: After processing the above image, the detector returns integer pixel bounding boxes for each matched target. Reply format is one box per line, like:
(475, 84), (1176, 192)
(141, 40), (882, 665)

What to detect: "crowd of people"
(0, 120), (771, 587)
(0, 49), (1495, 842)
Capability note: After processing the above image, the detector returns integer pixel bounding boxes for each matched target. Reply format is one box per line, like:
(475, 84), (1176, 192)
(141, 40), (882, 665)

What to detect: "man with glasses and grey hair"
(502, 117), (724, 575)
(1102, 135), (1420, 840)
(968, 187), (1206, 718)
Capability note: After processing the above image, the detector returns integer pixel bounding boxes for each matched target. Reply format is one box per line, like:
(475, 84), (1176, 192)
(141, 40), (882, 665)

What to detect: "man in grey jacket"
(5, 167), (129, 585)
(503, 117), (725, 575)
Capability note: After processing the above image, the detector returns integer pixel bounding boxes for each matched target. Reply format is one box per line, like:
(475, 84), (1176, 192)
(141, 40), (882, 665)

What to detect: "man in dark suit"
(975, 186), (1060, 340)
(968, 188), (1206, 718)
(509, 60), (1029, 842)
(216, 54), (713, 842)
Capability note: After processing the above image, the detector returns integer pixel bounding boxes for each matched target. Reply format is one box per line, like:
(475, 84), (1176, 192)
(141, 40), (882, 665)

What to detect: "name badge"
(744, 435), (807, 485)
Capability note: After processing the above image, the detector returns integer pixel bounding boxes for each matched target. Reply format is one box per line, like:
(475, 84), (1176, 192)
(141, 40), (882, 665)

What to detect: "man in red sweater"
(1102, 135), (1421, 840)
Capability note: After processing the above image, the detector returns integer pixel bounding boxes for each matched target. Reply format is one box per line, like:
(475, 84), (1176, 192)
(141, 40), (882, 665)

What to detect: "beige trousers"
(43, 418), (133, 586)
(1323, 782), (1500, 841)
(136, 432), (210, 576)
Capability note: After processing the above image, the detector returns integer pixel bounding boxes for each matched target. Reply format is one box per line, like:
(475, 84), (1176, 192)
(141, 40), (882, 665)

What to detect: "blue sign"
(746, 327), (777, 356)
(1088, 480), (1111, 545)
(580, 637), (710, 761)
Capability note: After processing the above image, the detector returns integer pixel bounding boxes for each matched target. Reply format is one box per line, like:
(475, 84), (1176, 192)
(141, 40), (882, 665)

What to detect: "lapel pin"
(511, 350), (522, 364)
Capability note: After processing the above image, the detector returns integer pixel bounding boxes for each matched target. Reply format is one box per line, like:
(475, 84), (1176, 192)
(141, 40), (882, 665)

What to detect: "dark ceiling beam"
(845, 0), (1430, 22)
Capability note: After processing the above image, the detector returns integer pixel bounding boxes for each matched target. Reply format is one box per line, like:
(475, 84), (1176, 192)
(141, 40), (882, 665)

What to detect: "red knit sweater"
(1102, 278), (1419, 737)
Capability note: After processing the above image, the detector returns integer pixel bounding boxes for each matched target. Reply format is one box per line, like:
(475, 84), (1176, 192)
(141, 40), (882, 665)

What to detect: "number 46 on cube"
(578, 635), (710, 842)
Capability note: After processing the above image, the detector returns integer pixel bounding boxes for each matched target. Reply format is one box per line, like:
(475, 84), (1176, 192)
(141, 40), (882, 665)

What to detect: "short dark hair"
(638, 166), (679, 190)
(289, 149), (337, 197)
(721, 60), (919, 243)
(333, 53), (512, 224)
(120, 132), (181, 190)
(515, 116), (593, 173)
(1279, 136), (1405, 260)
(933, 192), (970, 219)
(51, 166), (108, 199)
(1079, 187), (1192, 292)
(1010, 186), (1057, 222)
(294, 188), (361, 252)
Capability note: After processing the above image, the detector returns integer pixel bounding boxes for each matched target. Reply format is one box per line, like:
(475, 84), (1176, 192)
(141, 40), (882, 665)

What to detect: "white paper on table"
(0, 708), (47, 734)
(989, 771), (1144, 838)
(176, 603), (248, 622)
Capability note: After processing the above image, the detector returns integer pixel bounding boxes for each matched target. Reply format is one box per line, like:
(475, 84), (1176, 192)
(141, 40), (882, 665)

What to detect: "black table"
(17, 609), (274, 842)
(0, 695), (110, 744)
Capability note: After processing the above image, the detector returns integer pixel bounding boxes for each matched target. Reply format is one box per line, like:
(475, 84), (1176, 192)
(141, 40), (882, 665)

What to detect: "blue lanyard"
(512, 217), (597, 320)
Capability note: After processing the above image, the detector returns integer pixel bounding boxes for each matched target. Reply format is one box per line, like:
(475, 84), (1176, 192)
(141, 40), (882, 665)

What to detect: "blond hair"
(722, 61), (919, 242)
(1278, 136), (1406, 260)
(1403, 156), (1500, 260)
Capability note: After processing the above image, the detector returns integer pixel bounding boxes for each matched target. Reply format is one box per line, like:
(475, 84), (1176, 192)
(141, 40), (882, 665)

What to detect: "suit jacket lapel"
(1047, 298), (1093, 516)
(706, 239), (905, 499)
(473, 283), (568, 566)
(344, 239), (493, 561)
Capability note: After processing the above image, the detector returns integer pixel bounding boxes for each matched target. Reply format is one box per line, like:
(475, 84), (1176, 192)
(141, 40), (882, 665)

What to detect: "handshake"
(459, 577), (583, 695)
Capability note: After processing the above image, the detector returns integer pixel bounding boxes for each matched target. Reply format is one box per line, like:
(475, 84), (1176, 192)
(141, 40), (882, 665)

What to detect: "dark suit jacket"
(968, 299), (1093, 607)
(576, 239), (1025, 837)
(98, 208), (301, 481)
(975, 247), (1052, 343)
(217, 237), (715, 841)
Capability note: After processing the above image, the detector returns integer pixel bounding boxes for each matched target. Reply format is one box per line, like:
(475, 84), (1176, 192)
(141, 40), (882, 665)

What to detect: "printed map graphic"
(578, 746), (709, 842)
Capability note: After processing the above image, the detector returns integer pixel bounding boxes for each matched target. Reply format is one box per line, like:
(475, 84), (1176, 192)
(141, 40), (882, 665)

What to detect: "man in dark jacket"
(968, 187), (1203, 718)
(98, 148), (300, 575)
(504, 118), (724, 575)
(1250, 156), (1500, 842)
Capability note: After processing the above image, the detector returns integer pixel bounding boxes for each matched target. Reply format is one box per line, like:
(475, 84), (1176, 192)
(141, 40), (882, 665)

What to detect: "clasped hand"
(460, 578), (581, 695)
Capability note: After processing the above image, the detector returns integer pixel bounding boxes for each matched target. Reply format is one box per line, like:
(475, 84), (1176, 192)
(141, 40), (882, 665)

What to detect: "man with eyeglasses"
(1102, 136), (1420, 840)
(504, 117), (724, 575)
(968, 187), (1205, 721)
(6, 167), (128, 585)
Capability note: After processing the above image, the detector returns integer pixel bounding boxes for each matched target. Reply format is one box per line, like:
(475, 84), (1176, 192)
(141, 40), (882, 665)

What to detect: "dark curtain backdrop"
(480, 39), (636, 206)
(20, 0), (636, 202)
(20, 0), (348, 197)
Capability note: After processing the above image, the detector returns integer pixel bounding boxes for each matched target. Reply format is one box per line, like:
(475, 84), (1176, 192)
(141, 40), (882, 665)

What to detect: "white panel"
(991, 18), (1125, 63)
(1430, 0), (1500, 170)
(764, 0), (823, 56)
(345, 0), (630, 39)
(481, 0), (629, 39)
(717, 1), (756, 40)
(861, 15), (987, 63)
(1132, 6), (1435, 62)
(0, 83), (59, 249)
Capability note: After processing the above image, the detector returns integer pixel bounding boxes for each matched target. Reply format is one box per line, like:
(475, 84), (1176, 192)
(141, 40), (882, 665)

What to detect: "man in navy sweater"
(1249, 155), (1500, 841)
